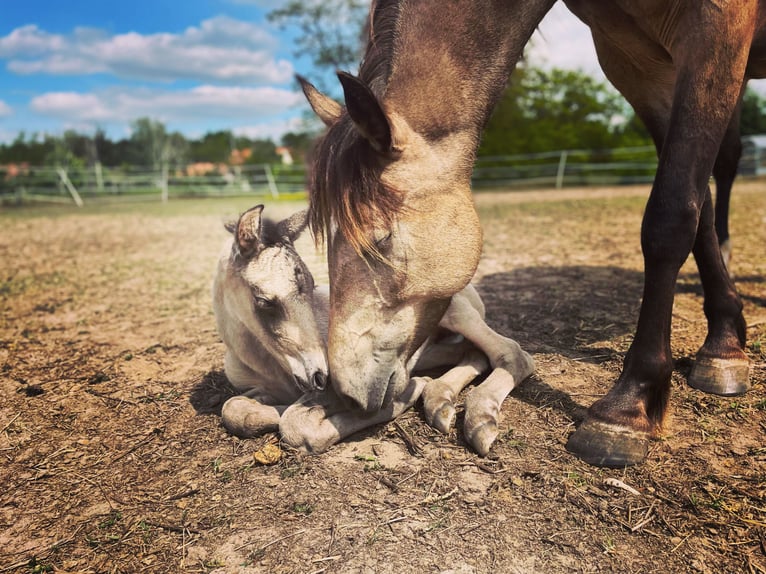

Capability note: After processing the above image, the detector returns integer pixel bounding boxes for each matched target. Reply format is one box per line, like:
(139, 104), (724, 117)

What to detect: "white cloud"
(30, 85), (304, 124)
(0, 100), (12, 117)
(233, 116), (314, 140)
(0, 17), (293, 84)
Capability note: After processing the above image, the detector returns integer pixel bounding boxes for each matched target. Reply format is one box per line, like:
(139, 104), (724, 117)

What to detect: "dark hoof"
(688, 356), (751, 396)
(566, 419), (649, 467)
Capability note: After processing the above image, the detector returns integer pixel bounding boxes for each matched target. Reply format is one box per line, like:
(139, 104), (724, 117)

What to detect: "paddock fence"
(2, 143), (762, 206)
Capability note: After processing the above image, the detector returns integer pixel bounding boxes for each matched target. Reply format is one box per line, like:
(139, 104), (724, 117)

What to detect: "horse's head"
(225, 205), (328, 393)
(301, 74), (482, 412)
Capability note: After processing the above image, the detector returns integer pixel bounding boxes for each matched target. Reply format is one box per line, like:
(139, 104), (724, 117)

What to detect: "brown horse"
(302, 0), (760, 466)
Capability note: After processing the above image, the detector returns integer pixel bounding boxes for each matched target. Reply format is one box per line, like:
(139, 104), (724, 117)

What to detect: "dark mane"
(307, 0), (403, 257)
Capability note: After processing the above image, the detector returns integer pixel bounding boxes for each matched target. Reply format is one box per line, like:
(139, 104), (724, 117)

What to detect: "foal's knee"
(279, 403), (338, 454)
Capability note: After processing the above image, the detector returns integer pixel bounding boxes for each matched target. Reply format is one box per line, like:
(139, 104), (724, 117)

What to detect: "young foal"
(214, 205), (533, 455)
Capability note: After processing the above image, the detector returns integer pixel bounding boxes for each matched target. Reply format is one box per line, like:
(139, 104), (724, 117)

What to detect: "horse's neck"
(382, 0), (557, 143)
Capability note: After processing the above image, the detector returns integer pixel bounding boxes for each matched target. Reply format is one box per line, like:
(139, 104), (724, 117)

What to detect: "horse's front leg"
(279, 377), (426, 454)
(420, 349), (489, 433)
(567, 32), (752, 467)
(436, 289), (535, 455)
(221, 395), (287, 437)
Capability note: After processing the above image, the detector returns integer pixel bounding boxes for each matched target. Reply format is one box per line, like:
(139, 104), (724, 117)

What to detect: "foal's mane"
(308, 0), (404, 257)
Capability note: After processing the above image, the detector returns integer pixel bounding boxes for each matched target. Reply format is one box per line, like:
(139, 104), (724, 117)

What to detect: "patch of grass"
(99, 510), (122, 529)
(564, 471), (589, 488)
(291, 502), (313, 516)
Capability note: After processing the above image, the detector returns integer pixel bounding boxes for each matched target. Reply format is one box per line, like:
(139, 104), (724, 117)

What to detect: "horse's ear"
(337, 71), (392, 153)
(297, 75), (342, 126)
(277, 209), (309, 244)
(235, 204), (265, 257)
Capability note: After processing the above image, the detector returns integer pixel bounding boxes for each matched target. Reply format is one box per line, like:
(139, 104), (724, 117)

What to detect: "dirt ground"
(1, 182), (764, 574)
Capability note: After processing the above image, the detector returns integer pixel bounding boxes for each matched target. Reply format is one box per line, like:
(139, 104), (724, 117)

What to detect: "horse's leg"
(221, 396), (287, 437)
(437, 287), (534, 455)
(420, 349), (489, 433)
(220, 351), (292, 437)
(463, 368), (518, 456)
(279, 377), (426, 454)
(566, 13), (752, 467)
(712, 95), (743, 275)
(688, 184), (750, 395)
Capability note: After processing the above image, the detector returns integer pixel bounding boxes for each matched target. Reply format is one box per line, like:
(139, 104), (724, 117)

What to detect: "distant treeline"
(4, 67), (766, 169)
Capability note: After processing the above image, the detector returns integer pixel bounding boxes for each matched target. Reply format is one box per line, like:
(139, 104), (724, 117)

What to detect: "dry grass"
(1, 184), (764, 573)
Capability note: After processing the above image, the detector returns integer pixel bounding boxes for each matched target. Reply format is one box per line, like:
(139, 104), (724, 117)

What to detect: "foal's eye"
(254, 296), (276, 310)
(374, 232), (392, 251)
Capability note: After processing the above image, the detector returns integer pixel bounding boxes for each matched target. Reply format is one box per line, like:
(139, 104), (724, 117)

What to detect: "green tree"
(479, 67), (649, 156)
(128, 118), (187, 169)
(740, 87), (766, 135)
(268, 0), (367, 75)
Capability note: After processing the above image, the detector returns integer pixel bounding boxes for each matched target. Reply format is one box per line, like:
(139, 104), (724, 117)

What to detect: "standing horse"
(214, 205), (533, 454)
(302, 0), (759, 466)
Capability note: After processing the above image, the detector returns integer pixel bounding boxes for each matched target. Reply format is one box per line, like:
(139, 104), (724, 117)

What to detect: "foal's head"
(227, 205), (327, 393)
(302, 75), (482, 412)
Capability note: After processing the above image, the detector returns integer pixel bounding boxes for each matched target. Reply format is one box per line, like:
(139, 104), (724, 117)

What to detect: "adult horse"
(302, 0), (759, 467)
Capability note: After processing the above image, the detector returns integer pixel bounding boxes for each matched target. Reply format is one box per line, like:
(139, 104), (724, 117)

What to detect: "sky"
(0, 2), (601, 145)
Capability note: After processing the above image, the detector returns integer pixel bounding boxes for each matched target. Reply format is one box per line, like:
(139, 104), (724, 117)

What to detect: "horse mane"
(307, 0), (404, 258)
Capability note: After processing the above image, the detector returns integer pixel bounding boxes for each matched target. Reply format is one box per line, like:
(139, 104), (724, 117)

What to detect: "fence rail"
(2, 143), (761, 206)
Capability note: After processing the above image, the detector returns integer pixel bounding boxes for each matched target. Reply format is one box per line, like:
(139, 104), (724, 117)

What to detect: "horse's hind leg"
(688, 184), (750, 395)
(712, 95), (743, 274)
(420, 349), (489, 433)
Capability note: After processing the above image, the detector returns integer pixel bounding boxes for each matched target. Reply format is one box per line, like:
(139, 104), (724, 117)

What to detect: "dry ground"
(1, 183), (764, 573)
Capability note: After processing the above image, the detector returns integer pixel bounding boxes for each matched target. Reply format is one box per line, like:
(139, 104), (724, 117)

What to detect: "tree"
(268, 0), (367, 90)
(740, 87), (766, 135)
(479, 67), (651, 156)
(128, 118), (187, 170)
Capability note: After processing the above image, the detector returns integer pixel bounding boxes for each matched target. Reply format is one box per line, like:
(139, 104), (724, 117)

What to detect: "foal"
(214, 205), (534, 455)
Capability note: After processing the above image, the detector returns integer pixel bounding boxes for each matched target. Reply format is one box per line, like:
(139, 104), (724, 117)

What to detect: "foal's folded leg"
(280, 377), (426, 454)
(420, 350), (489, 433)
(221, 396), (286, 438)
(463, 367), (518, 456)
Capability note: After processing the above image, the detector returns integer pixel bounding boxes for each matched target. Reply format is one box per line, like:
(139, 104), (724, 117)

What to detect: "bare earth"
(1, 183), (764, 573)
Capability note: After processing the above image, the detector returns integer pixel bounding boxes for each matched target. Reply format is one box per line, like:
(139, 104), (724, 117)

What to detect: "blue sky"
(0, 2), (603, 145)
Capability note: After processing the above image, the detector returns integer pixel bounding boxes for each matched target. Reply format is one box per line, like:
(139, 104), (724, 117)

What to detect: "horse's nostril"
(312, 371), (327, 391)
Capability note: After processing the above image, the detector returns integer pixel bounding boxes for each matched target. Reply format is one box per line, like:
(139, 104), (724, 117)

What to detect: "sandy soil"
(1, 182), (764, 573)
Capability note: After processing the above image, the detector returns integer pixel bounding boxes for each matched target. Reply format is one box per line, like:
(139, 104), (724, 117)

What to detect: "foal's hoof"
(221, 396), (279, 438)
(566, 419), (649, 468)
(464, 419), (498, 458)
(421, 378), (456, 434)
(688, 356), (751, 396)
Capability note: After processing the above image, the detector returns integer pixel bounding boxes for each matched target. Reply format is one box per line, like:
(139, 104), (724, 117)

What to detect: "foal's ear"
(234, 204), (265, 257)
(337, 71), (393, 154)
(277, 209), (309, 244)
(297, 75), (342, 126)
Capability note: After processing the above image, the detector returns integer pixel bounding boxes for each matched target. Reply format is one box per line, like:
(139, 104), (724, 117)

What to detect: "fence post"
(94, 161), (104, 193)
(56, 168), (84, 207)
(555, 150), (568, 189)
(160, 163), (169, 203)
(264, 164), (280, 199)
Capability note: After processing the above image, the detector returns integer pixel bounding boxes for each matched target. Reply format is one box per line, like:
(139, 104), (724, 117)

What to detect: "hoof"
(688, 356), (751, 396)
(421, 379), (456, 434)
(464, 418), (498, 457)
(566, 419), (649, 467)
(221, 396), (279, 438)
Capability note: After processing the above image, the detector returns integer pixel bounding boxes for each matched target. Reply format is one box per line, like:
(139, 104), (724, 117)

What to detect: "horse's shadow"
(189, 369), (235, 417)
(477, 265), (646, 422)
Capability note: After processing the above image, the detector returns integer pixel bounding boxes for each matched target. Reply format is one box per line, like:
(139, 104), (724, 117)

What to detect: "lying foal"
(214, 205), (534, 455)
